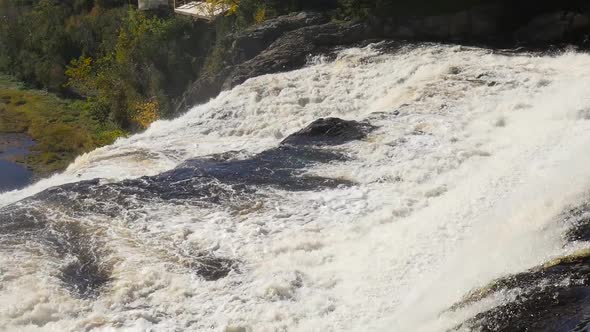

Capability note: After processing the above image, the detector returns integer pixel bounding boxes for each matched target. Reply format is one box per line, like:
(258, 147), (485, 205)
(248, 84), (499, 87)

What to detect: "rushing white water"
(2, 43), (590, 331)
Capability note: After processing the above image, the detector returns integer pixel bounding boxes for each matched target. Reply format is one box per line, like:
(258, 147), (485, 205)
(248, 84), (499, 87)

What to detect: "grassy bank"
(0, 75), (126, 176)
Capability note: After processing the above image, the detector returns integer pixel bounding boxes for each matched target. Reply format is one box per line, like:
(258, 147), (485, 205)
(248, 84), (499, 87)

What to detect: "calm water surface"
(0, 134), (34, 192)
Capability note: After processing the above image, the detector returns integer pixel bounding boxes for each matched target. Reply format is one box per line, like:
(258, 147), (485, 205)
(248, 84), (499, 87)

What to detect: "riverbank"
(0, 75), (126, 178)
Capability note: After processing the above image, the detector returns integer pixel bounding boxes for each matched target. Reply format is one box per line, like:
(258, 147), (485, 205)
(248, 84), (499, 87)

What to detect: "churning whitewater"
(2, 43), (590, 331)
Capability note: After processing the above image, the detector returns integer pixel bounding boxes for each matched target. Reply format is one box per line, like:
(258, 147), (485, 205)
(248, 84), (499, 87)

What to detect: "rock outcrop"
(281, 118), (374, 147)
(454, 250), (590, 332)
(228, 11), (330, 64)
(222, 21), (371, 90)
(174, 13), (373, 114)
(174, 5), (590, 115)
(450, 201), (590, 332)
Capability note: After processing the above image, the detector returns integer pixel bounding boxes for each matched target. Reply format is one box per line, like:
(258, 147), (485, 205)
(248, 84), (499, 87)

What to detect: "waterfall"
(2, 43), (590, 331)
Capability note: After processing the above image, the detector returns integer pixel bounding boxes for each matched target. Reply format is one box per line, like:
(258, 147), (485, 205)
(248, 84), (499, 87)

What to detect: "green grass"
(0, 75), (127, 176)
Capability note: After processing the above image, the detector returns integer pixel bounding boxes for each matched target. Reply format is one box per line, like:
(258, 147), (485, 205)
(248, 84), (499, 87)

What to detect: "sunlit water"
(1, 44), (590, 331)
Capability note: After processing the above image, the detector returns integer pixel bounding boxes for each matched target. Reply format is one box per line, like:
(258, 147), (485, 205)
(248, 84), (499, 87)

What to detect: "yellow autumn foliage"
(133, 99), (160, 129)
(205, 0), (239, 16)
(254, 6), (266, 23)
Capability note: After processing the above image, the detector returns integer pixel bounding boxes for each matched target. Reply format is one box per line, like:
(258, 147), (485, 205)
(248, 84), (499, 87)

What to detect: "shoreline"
(0, 133), (34, 192)
(0, 74), (126, 179)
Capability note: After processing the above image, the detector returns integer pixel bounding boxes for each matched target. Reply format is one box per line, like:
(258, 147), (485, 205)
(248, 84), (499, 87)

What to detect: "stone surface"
(455, 252), (590, 332)
(281, 118), (374, 147)
(174, 5), (590, 115)
(175, 16), (372, 114)
(452, 201), (590, 332)
(229, 11), (329, 64)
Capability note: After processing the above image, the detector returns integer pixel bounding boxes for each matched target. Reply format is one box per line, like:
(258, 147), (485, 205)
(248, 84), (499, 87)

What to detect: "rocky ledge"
(449, 201), (590, 332)
(174, 4), (590, 115)
(174, 12), (373, 113)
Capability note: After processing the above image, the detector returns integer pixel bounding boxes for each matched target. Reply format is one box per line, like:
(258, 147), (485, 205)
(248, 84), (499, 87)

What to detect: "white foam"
(2, 44), (590, 331)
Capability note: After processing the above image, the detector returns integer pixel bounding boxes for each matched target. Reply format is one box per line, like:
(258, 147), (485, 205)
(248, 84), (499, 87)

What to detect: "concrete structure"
(173, 1), (229, 20)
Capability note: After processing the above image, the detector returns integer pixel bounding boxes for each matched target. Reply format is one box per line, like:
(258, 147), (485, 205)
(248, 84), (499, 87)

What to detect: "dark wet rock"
(229, 12), (329, 64)
(175, 5), (590, 115)
(564, 201), (590, 242)
(281, 118), (374, 147)
(0, 203), (47, 237)
(40, 220), (111, 298)
(451, 200), (590, 332)
(188, 255), (236, 281)
(23, 117), (367, 221)
(174, 14), (373, 113)
(34, 146), (353, 217)
(453, 250), (590, 332)
(516, 11), (590, 43)
(375, 3), (590, 45)
(59, 251), (112, 298)
(221, 21), (372, 91)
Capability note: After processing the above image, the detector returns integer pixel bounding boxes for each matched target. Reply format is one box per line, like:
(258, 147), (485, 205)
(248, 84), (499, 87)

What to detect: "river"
(1, 43), (590, 331)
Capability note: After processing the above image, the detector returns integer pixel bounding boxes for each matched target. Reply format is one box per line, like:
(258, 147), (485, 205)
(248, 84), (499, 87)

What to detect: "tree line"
(0, 0), (507, 131)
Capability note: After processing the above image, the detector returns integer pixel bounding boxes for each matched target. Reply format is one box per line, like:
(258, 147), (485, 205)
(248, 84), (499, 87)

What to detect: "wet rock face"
(0, 118), (371, 297)
(564, 202), (590, 242)
(55, 223), (112, 299)
(221, 21), (371, 91)
(176, 5), (590, 115)
(454, 201), (590, 332)
(175, 14), (372, 114)
(458, 254), (590, 332)
(190, 255), (236, 281)
(24, 117), (371, 216)
(229, 12), (329, 64)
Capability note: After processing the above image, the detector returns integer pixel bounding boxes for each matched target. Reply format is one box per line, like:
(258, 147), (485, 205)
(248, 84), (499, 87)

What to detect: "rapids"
(2, 43), (590, 331)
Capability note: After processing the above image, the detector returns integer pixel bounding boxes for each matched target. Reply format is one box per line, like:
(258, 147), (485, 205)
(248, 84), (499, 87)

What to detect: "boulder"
(281, 118), (374, 146)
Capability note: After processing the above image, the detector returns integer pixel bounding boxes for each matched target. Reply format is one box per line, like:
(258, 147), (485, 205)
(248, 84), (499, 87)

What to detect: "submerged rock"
(25, 117), (369, 217)
(0, 118), (370, 296)
(281, 117), (374, 146)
